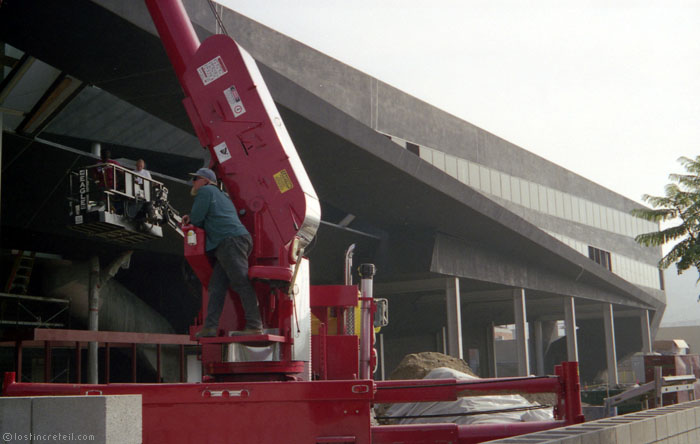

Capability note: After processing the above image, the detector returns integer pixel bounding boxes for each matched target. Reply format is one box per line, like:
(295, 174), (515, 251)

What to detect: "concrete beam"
(374, 278), (447, 296)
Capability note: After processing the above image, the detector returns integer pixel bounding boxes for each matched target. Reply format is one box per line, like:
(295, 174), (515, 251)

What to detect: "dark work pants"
(205, 234), (262, 330)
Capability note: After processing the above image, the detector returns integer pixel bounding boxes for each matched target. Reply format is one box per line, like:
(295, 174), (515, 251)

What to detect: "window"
(588, 246), (612, 272)
(432, 150), (446, 171)
(419, 146), (432, 163)
(406, 141), (420, 156)
(445, 154), (458, 178)
(458, 159), (469, 183)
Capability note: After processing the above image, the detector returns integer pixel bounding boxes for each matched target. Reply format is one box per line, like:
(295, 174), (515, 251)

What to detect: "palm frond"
(631, 207), (677, 222)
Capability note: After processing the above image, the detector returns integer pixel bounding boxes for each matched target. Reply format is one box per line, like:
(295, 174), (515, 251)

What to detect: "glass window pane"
(490, 170), (501, 197)
(546, 187), (556, 216)
(579, 199), (587, 225)
(529, 182), (539, 211)
(599, 205), (609, 230)
(458, 159), (469, 184)
(445, 154), (458, 178)
(479, 166), (491, 193)
(593, 204), (602, 228)
(585, 201), (594, 226)
(501, 172), (511, 201)
(538, 185), (548, 213)
(632, 217), (641, 237)
(554, 191), (564, 218)
(647, 220), (657, 233)
(571, 196), (580, 222)
(563, 193), (572, 220)
(601, 207), (615, 231)
(613, 210), (621, 234)
(419, 146), (432, 163)
(432, 150), (446, 171)
(468, 162), (480, 188)
(510, 176), (521, 204)
(625, 214), (633, 237)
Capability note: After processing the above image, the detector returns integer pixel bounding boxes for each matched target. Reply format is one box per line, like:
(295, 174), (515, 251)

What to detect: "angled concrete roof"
(0, 0), (664, 330)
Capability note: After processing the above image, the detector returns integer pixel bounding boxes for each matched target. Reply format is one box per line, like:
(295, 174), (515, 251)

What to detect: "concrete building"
(0, 0), (664, 384)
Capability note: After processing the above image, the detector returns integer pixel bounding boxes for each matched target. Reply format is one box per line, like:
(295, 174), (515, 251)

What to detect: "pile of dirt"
(388, 352), (477, 380)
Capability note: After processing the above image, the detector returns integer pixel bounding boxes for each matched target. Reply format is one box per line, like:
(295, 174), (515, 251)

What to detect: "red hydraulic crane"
(2, 1), (585, 442)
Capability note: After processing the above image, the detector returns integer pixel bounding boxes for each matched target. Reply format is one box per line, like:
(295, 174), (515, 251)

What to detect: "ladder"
(5, 251), (37, 295)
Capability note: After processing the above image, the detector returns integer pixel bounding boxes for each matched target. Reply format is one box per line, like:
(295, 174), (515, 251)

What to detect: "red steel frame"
(3, 361), (583, 443)
(5, 328), (195, 384)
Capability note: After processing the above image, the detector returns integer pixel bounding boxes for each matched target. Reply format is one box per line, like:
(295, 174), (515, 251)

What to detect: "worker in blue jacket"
(182, 168), (263, 337)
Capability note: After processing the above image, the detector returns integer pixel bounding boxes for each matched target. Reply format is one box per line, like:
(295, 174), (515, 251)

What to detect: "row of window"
(546, 230), (661, 290)
(388, 135), (662, 290)
(411, 144), (658, 239)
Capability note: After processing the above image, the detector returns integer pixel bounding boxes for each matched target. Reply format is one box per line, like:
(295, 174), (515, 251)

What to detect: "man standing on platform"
(181, 168), (263, 338)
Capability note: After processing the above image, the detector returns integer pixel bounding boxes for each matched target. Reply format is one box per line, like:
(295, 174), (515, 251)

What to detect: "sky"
(219, 0), (700, 324)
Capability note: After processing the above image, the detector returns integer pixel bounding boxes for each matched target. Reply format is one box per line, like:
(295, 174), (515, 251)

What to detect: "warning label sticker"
(273, 169), (294, 194)
(213, 141), (232, 164)
(224, 85), (246, 117)
(197, 56), (227, 85)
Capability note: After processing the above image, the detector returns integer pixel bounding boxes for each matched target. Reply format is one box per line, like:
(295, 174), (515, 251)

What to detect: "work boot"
(229, 327), (263, 336)
(195, 327), (218, 338)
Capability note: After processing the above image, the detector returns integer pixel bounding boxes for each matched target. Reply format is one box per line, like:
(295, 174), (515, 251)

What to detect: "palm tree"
(633, 156), (700, 276)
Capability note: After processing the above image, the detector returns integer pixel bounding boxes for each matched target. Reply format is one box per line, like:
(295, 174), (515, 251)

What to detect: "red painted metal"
(6, 329), (195, 384)
(105, 343), (110, 383)
(375, 375), (561, 404)
(14, 340), (22, 381)
(147, 0), (320, 379)
(371, 421), (565, 444)
(31, 328), (196, 345)
(0, 2), (588, 442)
(374, 379), (460, 403)
(372, 423), (459, 443)
(311, 285), (360, 308)
(561, 361), (585, 424)
(3, 373), (373, 444)
(3, 360), (585, 443)
(456, 421), (566, 443)
(143, 0), (198, 82)
(312, 335), (359, 381)
(132, 343), (137, 383)
(43, 340), (51, 382)
(75, 341), (82, 383)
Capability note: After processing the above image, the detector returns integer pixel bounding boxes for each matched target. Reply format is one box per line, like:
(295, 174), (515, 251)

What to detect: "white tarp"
(384, 367), (554, 425)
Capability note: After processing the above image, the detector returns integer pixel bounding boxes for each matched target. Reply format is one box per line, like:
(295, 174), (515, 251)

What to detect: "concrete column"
(88, 256), (100, 384)
(564, 296), (579, 361)
(445, 277), (463, 359)
(603, 303), (619, 386)
(486, 323), (497, 377)
(534, 320), (545, 376)
(513, 288), (530, 376)
(641, 309), (652, 354)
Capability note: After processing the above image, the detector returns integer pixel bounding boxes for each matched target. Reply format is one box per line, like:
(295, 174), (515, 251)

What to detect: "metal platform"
(68, 210), (163, 245)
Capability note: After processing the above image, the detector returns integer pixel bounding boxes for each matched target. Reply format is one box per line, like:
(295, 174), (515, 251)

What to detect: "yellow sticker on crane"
(273, 169), (294, 194)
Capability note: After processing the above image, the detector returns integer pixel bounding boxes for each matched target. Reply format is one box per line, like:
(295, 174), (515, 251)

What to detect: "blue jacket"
(189, 185), (249, 251)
